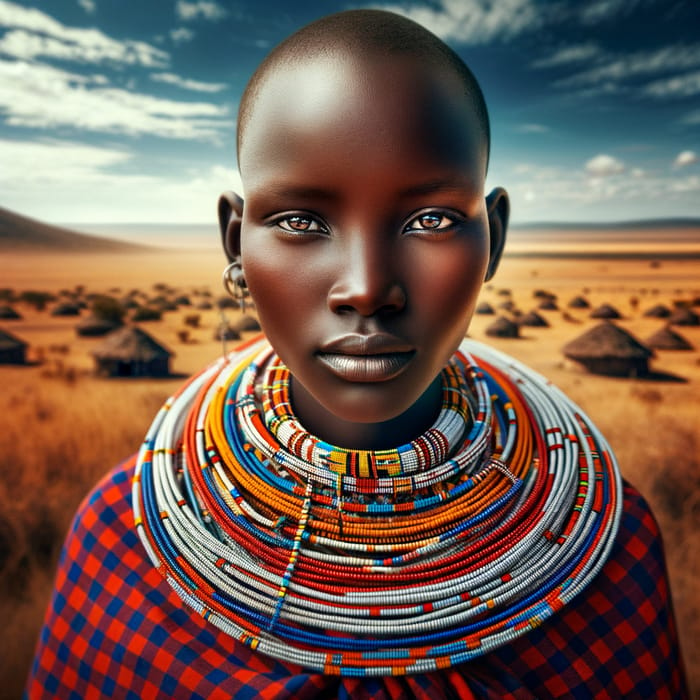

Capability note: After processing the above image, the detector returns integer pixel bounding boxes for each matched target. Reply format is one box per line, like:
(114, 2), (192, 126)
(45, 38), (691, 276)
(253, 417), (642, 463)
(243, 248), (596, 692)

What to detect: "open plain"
(1, 239), (699, 698)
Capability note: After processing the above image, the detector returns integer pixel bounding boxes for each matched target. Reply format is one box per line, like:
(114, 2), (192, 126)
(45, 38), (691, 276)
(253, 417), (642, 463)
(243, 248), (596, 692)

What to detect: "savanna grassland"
(1, 245), (699, 699)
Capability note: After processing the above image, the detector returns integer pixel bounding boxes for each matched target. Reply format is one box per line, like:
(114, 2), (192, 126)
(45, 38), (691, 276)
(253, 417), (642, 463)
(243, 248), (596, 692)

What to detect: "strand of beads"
(134, 336), (622, 676)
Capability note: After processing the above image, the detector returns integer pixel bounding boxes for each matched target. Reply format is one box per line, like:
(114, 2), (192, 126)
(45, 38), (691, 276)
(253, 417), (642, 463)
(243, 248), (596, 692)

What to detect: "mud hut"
(645, 325), (694, 351)
(668, 307), (699, 326)
(485, 316), (519, 339)
(0, 305), (21, 320)
(50, 302), (81, 316)
(0, 328), (28, 364)
(214, 325), (241, 342)
(92, 326), (172, 377)
(590, 303), (621, 320)
(562, 322), (653, 377)
(234, 315), (262, 333)
(475, 301), (495, 315)
(538, 298), (559, 311)
(643, 304), (671, 319)
(567, 296), (590, 309)
(76, 315), (122, 337)
(518, 311), (549, 328)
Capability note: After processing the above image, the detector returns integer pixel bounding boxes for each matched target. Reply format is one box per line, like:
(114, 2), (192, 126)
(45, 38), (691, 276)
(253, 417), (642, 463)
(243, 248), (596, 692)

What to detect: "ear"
(218, 190), (244, 263)
(484, 187), (509, 281)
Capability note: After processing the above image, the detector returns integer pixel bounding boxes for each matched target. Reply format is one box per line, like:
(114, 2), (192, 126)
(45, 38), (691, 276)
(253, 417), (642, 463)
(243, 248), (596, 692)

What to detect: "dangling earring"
(222, 260), (249, 312)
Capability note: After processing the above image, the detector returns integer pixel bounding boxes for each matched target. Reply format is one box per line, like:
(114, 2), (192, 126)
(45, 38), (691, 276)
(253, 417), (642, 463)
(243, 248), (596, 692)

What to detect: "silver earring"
(222, 261), (249, 311)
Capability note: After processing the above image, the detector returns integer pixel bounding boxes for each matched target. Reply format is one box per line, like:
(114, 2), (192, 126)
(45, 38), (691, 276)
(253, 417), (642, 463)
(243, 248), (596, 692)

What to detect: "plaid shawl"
(25, 457), (688, 699)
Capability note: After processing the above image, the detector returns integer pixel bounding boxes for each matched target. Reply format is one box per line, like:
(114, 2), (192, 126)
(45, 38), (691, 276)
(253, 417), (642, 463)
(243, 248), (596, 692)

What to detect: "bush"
(90, 295), (126, 324)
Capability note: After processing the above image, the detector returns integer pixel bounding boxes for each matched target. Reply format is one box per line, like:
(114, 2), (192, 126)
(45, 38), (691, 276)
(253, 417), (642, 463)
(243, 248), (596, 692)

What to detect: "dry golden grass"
(1, 247), (699, 697)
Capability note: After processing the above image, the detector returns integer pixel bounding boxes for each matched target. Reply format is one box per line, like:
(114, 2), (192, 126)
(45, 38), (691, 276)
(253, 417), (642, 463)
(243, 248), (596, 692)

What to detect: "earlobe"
(217, 190), (244, 262)
(484, 187), (509, 281)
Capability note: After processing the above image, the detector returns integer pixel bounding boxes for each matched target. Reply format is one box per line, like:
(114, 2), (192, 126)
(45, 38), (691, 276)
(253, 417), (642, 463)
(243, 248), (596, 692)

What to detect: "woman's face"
(228, 53), (507, 438)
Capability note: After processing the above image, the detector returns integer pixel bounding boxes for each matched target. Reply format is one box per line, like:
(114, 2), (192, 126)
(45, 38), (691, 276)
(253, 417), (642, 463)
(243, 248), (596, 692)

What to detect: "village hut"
(214, 325), (241, 341)
(590, 303), (621, 320)
(485, 316), (520, 339)
(645, 325), (694, 351)
(174, 295), (191, 306)
(668, 307), (699, 326)
(518, 311), (549, 328)
(498, 299), (516, 313)
(0, 328), (28, 364)
(562, 322), (653, 377)
(131, 307), (162, 322)
(196, 300), (213, 310)
(475, 301), (495, 315)
(538, 298), (559, 311)
(643, 303), (671, 319)
(76, 315), (122, 337)
(533, 289), (556, 301)
(0, 305), (21, 320)
(91, 326), (172, 377)
(50, 302), (81, 317)
(567, 296), (590, 309)
(234, 315), (262, 333)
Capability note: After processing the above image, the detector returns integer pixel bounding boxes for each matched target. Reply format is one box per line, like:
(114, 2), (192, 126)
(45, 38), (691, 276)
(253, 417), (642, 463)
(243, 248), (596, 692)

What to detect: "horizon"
(1, 1), (699, 225)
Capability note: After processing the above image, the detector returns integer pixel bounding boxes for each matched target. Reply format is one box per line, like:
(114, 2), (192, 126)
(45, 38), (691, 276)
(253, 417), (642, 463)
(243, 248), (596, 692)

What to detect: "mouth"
(317, 334), (415, 382)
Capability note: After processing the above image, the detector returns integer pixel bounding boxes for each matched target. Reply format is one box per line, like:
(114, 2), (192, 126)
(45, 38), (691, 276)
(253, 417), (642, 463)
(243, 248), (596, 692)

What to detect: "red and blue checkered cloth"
(25, 457), (688, 699)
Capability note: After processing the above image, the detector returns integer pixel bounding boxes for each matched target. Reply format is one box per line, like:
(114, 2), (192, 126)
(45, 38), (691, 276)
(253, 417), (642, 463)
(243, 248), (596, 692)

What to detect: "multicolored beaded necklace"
(133, 335), (622, 676)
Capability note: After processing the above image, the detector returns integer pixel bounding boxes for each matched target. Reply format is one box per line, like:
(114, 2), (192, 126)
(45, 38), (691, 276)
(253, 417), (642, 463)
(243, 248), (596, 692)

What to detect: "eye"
(404, 211), (457, 233)
(275, 214), (328, 234)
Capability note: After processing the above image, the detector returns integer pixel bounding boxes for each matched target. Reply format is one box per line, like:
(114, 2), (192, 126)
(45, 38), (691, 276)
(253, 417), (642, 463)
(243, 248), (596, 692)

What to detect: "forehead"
(239, 51), (487, 190)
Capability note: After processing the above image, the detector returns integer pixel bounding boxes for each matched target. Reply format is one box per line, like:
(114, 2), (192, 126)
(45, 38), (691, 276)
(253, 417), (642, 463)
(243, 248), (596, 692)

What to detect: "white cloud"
(644, 70), (700, 98)
(585, 154), (625, 177)
(170, 27), (195, 44)
(151, 72), (227, 93)
(0, 59), (231, 140)
(556, 44), (700, 89)
(0, 139), (242, 224)
(674, 150), (698, 168)
(176, 0), (226, 22)
(373, 0), (540, 44)
(0, 1), (167, 67)
(78, 0), (96, 14)
(532, 43), (601, 69)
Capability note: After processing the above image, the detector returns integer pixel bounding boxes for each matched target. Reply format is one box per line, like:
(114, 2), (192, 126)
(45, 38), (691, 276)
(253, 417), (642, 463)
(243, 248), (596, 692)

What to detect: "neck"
(289, 375), (443, 450)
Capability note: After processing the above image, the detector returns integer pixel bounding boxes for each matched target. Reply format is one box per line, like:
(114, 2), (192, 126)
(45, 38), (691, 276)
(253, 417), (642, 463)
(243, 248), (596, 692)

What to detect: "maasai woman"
(26, 10), (687, 699)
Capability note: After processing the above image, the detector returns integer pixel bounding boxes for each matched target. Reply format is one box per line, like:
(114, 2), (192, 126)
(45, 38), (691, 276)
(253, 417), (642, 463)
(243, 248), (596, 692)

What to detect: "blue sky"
(1, 0), (699, 226)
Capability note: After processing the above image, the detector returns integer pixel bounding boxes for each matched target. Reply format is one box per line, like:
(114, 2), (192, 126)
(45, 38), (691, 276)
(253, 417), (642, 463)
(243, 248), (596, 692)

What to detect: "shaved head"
(236, 9), (490, 172)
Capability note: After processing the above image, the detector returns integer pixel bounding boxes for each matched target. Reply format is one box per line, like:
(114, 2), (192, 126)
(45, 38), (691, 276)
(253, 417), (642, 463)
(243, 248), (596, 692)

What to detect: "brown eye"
(276, 215), (327, 234)
(405, 211), (455, 233)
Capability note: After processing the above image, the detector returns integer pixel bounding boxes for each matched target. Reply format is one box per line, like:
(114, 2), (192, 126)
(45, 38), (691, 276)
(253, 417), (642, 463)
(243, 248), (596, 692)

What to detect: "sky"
(1, 0), (699, 227)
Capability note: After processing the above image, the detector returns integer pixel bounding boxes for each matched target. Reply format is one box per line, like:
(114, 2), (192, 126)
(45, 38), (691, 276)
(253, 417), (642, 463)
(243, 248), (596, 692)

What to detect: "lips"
(317, 333), (415, 382)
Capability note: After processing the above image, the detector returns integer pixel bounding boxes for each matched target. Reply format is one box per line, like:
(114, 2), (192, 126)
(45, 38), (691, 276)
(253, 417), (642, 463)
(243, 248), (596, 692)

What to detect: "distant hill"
(0, 206), (153, 252)
(510, 218), (700, 232)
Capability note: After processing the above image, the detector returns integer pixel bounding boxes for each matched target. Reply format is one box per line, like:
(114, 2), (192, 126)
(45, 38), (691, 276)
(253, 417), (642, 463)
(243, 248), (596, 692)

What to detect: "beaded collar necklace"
(134, 336), (622, 677)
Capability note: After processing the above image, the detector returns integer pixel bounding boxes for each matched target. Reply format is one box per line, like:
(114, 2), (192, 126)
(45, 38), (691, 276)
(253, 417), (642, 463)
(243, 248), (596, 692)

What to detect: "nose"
(327, 237), (406, 316)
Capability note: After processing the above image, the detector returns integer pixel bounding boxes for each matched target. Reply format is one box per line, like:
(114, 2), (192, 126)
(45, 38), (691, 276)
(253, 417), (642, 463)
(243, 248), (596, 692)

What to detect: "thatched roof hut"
(51, 302), (81, 316)
(518, 311), (549, 327)
(196, 300), (213, 310)
(475, 301), (495, 315)
(538, 298), (559, 311)
(643, 304), (671, 319)
(645, 325), (694, 351)
(234, 315), (262, 332)
(590, 303), (621, 320)
(562, 322), (653, 377)
(0, 305), (21, 320)
(76, 315), (122, 337)
(91, 326), (172, 377)
(668, 307), (699, 326)
(567, 296), (590, 309)
(0, 328), (27, 364)
(498, 300), (516, 312)
(214, 325), (241, 341)
(485, 316), (520, 338)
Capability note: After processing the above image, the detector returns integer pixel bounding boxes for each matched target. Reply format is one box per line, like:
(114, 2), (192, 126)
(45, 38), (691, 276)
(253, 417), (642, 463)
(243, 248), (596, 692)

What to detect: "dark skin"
(220, 49), (509, 449)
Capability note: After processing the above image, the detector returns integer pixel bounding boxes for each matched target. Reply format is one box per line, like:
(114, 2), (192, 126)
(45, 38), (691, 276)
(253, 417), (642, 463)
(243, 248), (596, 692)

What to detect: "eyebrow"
(254, 184), (341, 202)
(397, 178), (476, 198)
